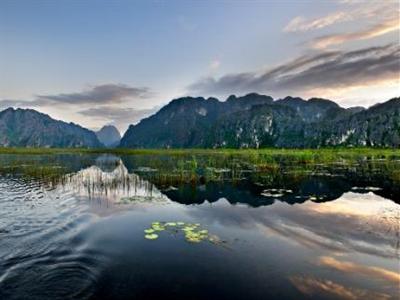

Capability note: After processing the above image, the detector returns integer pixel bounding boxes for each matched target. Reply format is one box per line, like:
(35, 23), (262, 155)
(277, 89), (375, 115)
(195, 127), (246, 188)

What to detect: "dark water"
(0, 154), (399, 300)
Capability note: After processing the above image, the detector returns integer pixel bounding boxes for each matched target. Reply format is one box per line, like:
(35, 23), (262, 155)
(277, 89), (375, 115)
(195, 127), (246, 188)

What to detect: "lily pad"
(144, 221), (220, 245)
(186, 237), (201, 243)
(145, 233), (158, 240)
(165, 222), (177, 227)
(152, 224), (165, 231)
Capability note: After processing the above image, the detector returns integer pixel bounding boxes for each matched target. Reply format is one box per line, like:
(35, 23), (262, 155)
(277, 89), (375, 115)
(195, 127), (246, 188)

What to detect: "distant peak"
(226, 93), (273, 102)
(281, 96), (305, 102)
(1, 107), (15, 113)
(226, 95), (237, 102)
(96, 125), (121, 147)
(169, 96), (207, 105)
(243, 92), (262, 97)
(99, 124), (118, 130)
(307, 97), (339, 107)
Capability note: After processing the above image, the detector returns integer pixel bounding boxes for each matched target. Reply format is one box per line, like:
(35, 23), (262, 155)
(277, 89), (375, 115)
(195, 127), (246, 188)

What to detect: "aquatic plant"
(144, 233), (158, 240)
(1, 148), (399, 197)
(143, 221), (220, 244)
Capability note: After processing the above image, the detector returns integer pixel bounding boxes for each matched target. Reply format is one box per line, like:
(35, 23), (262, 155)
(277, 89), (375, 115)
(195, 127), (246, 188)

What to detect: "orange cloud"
(312, 18), (399, 49)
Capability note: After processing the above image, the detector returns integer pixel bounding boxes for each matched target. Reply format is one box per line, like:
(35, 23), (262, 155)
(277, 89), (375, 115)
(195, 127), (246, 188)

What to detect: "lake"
(0, 152), (399, 300)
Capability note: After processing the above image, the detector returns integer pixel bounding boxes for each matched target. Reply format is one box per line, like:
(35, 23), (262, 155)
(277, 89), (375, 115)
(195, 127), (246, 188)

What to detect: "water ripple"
(0, 175), (104, 299)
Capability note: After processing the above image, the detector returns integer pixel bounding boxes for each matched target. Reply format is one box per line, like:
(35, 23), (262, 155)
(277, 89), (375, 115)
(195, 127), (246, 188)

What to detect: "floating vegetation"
(1, 148), (399, 203)
(117, 195), (168, 205)
(135, 167), (158, 172)
(143, 221), (222, 244)
(364, 186), (382, 191)
(206, 167), (231, 174)
(144, 233), (158, 240)
(351, 186), (383, 192)
(261, 188), (293, 197)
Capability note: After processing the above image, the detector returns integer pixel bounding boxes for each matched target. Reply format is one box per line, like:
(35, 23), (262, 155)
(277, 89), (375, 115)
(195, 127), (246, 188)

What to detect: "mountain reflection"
(57, 155), (169, 205)
(54, 155), (400, 207)
(54, 157), (400, 259)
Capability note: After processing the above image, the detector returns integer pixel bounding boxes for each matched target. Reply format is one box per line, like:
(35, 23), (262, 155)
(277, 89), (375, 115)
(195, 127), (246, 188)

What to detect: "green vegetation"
(0, 147), (399, 187)
(144, 221), (219, 244)
(0, 146), (399, 158)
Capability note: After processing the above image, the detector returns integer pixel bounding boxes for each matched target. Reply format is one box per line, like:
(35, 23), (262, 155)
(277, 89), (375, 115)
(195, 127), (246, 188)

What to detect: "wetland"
(0, 149), (399, 299)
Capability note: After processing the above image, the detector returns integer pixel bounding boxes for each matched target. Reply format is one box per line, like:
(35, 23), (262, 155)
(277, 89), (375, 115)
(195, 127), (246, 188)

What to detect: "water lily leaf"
(185, 232), (200, 238)
(152, 225), (165, 231)
(145, 233), (158, 240)
(182, 226), (194, 232)
(186, 236), (201, 243)
(144, 221), (222, 245)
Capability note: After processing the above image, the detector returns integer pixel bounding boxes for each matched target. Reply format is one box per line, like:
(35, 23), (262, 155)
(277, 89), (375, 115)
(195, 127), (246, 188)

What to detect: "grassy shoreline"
(0, 147), (399, 156)
(1, 147), (399, 186)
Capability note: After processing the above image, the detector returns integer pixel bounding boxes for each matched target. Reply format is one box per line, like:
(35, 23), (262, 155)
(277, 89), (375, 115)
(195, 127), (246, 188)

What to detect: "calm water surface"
(0, 154), (399, 300)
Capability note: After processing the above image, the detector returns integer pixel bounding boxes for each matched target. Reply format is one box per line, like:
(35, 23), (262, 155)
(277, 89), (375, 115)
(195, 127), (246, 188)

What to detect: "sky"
(0, 0), (399, 133)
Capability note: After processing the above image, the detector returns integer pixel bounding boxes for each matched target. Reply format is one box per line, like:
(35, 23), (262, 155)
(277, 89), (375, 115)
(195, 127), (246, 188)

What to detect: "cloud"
(188, 44), (400, 98)
(78, 105), (160, 132)
(284, 1), (397, 33)
(284, 12), (350, 32)
(1, 84), (152, 111)
(312, 18), (399, 49)
(36, 84), (151, 105)
(0, 83), (156, 132)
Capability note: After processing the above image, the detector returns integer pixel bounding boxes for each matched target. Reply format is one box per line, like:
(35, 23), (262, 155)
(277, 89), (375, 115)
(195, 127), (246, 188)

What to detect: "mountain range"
(120, 94), (400, 148)
(1, 94), (399, 148)
(0, 108), (102, 148)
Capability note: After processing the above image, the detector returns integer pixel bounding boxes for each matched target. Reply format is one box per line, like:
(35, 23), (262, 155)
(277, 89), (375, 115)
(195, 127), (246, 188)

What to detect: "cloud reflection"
(185, 192), (400, 259)
(318, 256), (400, 284)
(290, 276), (391, 300)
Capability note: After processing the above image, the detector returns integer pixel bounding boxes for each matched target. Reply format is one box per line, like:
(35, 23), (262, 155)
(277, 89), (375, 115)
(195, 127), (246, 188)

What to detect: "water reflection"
(317, 256), (400, 283)
(289, 276), (392, 300)
(47, 155), (400, 207)
(59, 155), (169, 207)
(0, 154), (399, 300)
(184, 192), (399, 259)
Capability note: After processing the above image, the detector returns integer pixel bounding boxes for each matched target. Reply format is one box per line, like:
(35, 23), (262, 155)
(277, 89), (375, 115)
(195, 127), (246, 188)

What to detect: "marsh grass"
(0, 146), (399, 158)
(1, 147), (399, 187)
